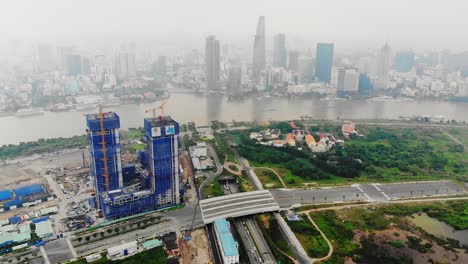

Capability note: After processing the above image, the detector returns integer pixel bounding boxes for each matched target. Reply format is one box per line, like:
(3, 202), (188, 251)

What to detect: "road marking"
(40, 246), (51, 264)
(66, 237), (78, 259)
(354, 184), (372, 201)
(371, 184), (390, 200)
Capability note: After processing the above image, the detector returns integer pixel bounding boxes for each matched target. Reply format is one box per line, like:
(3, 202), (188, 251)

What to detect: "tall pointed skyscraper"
(252, 16), (266, 80)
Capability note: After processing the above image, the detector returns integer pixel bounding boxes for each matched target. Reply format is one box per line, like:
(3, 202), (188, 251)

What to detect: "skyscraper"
(66, 54), (83, 76)
(144, 116), (180, 207)
(336, 68), (346, 95)
(315, 43), (334, 83)
(298, 56), (314, 84)
(56, 46), (74, 71)
(115, 52), (136, 81)
(358, 73), (373, 96)
(288, 50), (300, 71)
(394, 51), (415, 72)
(375, 42), (390, 89)
(273, 33), (287, 68)
(227, 66), (242, 95)
(37, 44), (55, 72)
(152, 56), (167, 78)
(252, 16), (266, 80)
(86, 111), (123, 199)
(205, 36), (221, 90)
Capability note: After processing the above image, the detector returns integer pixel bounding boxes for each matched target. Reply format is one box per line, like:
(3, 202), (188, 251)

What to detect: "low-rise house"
(286, 133), (296, 146)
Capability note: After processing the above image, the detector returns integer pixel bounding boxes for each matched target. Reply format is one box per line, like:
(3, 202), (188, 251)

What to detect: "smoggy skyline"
(1, 0), (468, 52)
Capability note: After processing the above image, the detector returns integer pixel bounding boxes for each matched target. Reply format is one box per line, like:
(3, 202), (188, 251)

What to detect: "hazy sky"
(1, 0), (468, 51)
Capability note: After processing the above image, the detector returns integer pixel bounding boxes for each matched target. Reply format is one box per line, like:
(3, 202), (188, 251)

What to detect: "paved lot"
(43, 239), (75, 264)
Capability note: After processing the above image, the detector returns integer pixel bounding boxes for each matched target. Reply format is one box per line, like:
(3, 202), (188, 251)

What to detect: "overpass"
(199, 190), (280, 224)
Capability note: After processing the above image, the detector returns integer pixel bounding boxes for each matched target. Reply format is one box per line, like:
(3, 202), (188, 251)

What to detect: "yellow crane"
(145, 94), (170, 121)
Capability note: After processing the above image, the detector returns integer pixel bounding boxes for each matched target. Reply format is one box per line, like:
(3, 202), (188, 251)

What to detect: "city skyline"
(1, 1), (468, 51)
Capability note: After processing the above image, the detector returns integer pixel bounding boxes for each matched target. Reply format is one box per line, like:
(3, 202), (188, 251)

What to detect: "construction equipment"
(145, 94), (170, 121)
(97, 106), (110, 191)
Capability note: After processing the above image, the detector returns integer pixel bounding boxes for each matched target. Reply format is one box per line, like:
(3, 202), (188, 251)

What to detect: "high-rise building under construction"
(144, 116), (180, 207)
(86, 110), (181, 219)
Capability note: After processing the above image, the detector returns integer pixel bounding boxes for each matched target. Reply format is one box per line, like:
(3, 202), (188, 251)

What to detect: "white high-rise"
(375, 43), (391, 90)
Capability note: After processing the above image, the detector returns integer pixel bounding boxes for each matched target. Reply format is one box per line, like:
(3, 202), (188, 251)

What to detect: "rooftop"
(35, 220), (53, 237)
(214, 219), (239, 257)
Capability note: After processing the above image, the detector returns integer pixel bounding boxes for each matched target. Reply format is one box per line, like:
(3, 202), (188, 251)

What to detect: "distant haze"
(1, 0), (468, 51)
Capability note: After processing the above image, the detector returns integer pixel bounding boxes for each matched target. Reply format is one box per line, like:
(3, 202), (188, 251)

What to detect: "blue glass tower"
(144, 116), (180, 207)
(394, 51), (415, 72)
(315, 43), (334, 83)
(358, 73), (373, 96)
(86, 112), (123, 203)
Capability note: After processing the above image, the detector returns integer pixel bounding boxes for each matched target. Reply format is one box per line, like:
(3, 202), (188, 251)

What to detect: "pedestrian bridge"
(199, 190), (280, 223)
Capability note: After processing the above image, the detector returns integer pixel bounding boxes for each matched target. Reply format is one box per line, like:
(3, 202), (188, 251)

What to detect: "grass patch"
(256, 214), (294, 263)
(287, 217), (329, 258)
(388, 240), (405, 248)
(254, 168), (283, 189)
(204, 179), (224, 198)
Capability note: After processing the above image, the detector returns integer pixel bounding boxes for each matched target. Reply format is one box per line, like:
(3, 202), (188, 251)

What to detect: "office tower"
(358, 73), (373, 96)
(66, 54), (83, 76)
(375, 42), (390, 89)
(288, 50), (299, 71)
(343, 68), (359, 93)
(37, 44), (55, 72)
(152, 56), (167, 78)
(205, 36), (221, 90)
(298, 56), (314, 83)
(394, 51), (415, 72)
(56, 46), (74, 71)
(315, 43), (334, 83)
(144, 116), (180, 207)
(273, 33), (287, 68)
(252, 16), (266, 80)
(115, 52), (136, 80)
(86, 111), (123, 199)
(227, 66), (242, 94)
(82, 57), (91, 75)
(336, 68), (346, 95)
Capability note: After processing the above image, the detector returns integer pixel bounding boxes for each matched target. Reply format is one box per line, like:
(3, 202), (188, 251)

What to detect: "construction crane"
(97, 106), (111, 191)
(145, 94), (170, 121)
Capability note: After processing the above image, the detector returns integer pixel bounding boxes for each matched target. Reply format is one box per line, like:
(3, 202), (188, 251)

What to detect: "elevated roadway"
(199, 190), (280, 224)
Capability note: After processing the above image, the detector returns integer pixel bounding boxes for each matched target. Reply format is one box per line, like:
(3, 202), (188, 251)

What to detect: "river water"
(410, 212), (468, 246)
(1, 93), (467, 145)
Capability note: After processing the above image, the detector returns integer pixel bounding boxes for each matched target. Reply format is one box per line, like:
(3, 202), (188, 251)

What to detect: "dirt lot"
(180, 228), (212, 264)
(0, 163), (41, 188)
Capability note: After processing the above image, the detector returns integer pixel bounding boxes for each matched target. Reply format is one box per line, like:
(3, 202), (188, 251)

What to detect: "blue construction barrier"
(32, 217), (48, 224)
(5, 198), (23, 208)
(0, 190), (12, 201)
(8, 216), (21, 224)
(14, 184), (44, 197)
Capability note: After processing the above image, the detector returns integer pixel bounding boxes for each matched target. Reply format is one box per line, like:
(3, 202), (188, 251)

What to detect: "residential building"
(288, 50), (299, 71)
(37, 44), (55, 72)
(115, 52), (136, 80)
(66, 54), (83, 76)
(315, 43), (334, 83)
(86, 111), (123, 199)
(144, 116), (181, 207)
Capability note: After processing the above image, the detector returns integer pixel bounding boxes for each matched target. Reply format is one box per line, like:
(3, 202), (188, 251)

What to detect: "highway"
(270, 181), (464, 208)
(226, 182), (276, 264)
